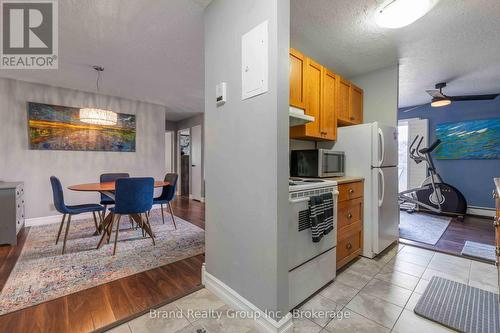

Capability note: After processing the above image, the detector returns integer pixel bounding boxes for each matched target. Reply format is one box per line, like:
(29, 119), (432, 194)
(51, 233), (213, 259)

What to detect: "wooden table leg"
(130, 214), (155, 240)
(96, 212), (114, 249)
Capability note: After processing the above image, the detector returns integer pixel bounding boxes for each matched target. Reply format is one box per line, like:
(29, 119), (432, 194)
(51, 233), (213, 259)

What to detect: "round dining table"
(68, 180), (170, 249)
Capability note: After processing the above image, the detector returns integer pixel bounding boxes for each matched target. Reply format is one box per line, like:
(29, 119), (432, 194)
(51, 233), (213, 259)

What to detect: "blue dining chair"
(100, 177), (155, 255)
(99, 173), (130, 217)
(153, 173), (178, 229)
(50, 176), (105, 254)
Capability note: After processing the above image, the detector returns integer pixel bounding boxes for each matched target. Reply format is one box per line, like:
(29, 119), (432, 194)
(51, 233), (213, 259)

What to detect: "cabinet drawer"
(337, 224), (362, 269)
(338, 181), (363, 202)
(338, 198), (363, 230)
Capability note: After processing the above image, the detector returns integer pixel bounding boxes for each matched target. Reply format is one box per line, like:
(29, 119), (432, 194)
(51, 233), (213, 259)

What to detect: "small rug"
(399, 211), (451, 245)
(461, 241), (496, 263)
(0, 209), (204, 315)
(415, 276), (500, 333)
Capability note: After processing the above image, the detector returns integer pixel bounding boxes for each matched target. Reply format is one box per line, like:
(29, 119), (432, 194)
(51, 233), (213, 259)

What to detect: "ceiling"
(291, 0), (500, 108)
(0, 0), (206, 121)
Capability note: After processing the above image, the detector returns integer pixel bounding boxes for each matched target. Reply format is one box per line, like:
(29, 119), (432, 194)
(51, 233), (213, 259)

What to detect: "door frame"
(177, 128), (191, 197)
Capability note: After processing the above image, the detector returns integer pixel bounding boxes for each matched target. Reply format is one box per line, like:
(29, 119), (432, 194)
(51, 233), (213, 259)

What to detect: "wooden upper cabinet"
(350, 84), (363, 124)
(337, 78), (351, 123)
(303, 57), (323, 137)
(321, 69), (338, 141)
(289, 48), (306, 109)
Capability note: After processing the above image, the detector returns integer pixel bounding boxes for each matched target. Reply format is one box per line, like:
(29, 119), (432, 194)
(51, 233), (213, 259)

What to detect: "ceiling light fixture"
(431, 97), (451, 108)
(79, 66), (117, 126)
(375, 0), (439, 29)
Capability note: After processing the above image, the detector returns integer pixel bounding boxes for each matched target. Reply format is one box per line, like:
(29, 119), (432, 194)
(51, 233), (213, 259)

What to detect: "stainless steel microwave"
(290, 149), (345, 178)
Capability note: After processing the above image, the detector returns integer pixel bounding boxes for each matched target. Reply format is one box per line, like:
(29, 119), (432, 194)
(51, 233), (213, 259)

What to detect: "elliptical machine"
(398, 135), (467, 218)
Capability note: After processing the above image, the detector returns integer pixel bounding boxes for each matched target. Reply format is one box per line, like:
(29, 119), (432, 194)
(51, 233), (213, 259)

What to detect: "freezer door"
(372, 123), (399, 167)
(371, 166), (400, 254)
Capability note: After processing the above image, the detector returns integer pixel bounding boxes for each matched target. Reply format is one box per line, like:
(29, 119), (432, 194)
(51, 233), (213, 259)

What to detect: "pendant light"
(79, 66), (117, 126)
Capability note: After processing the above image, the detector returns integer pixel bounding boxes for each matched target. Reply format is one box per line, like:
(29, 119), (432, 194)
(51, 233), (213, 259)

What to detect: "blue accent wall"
(399, 98), (500, 209)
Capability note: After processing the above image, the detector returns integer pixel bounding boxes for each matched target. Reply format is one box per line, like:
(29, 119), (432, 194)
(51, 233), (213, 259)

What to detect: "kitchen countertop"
(494, 178), (500, 196)
(325, 176), (364, 184)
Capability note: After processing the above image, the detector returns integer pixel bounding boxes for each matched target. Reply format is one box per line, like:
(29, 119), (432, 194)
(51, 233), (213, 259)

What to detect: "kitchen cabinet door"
(289, 48), (306, 109)
(321, 69), (338, 140)
(338, 77), (351, 123)
(350, 83), (363, 124)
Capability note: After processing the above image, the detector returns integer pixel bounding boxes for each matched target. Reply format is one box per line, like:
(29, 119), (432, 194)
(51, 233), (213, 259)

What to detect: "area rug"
(0, 209), (204, 315)
(461, 241), (496, 263)
(415, 276), (500, 333)
(399, 211), (451, 245)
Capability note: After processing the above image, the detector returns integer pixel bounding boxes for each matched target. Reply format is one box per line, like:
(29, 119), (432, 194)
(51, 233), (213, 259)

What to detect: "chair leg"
(113, 214), (121, 255)
(160, 204), (165, 224)
(62, 215), (72, 254)
(168, 202), (177, 230)
(56, 214), (66, 244)
(92, 212), (100, 234)
(145, 213), (155, 246)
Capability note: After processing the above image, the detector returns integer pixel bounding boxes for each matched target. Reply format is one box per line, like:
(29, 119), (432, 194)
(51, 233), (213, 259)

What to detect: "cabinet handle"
(494, 190), (498, 199)
(346, 242), (352, 250)
(347, 212), (353, 219)
(348, 188), (354, 194)
(494, 217), (500, 227)
(350, 116), (355, 120)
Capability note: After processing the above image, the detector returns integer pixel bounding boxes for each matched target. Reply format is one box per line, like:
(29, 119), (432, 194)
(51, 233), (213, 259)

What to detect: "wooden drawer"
(338, 181), (363, 202)
(337, 224), (362, 269)
(338, 197), (363, 230)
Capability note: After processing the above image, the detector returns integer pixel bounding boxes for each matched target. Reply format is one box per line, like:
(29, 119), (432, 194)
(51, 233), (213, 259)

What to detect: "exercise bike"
(398, 135), (467, 218)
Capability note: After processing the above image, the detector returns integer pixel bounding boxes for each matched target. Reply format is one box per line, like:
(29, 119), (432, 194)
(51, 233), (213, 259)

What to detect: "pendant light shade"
(79, 108), (117, 125)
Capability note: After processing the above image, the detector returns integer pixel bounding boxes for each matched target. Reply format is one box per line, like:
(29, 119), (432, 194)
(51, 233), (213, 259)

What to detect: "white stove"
(288, 177), (339, 309)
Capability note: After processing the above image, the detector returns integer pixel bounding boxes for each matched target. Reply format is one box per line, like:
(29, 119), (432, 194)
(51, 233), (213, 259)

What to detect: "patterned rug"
(0, 209), (205, 315)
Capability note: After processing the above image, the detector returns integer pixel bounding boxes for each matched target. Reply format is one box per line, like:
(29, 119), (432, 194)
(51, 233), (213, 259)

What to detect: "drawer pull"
(348, 188), (354, 194)
(347, 212), (353, 219)
(346, 242), (352, 250)
(494, 217), (500, 227)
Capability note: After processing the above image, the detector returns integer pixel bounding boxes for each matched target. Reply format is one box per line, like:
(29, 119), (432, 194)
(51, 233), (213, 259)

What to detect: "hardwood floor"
(400, 214), (495, 256)
(0, 197), (205, 333)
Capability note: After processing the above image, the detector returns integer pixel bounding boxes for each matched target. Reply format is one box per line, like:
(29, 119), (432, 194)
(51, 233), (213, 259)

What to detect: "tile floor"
(106, 244), (498, 333)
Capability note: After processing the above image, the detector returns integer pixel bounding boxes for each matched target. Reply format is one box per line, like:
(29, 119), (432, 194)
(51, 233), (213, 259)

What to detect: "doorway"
(178, 129), (190, 197)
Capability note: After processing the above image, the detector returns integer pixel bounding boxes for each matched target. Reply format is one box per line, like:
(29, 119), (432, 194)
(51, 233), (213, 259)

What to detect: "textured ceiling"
(0, 0), (205, 121)
(291, 0), (500, 107)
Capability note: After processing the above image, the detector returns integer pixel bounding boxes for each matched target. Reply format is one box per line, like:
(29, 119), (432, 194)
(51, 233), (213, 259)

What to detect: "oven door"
(319, 151), (345, 177)
(288, 192), (337, 270)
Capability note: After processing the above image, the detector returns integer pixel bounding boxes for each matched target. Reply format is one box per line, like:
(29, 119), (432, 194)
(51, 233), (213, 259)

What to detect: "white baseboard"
(25, 204), (166, 227)
(202, 264), (293, 333)
(467, 206), (495, 217)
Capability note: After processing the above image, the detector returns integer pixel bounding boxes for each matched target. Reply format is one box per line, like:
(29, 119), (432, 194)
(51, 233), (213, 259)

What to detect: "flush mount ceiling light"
(375, 0), (439, 29)
(79, 65), (117, 126)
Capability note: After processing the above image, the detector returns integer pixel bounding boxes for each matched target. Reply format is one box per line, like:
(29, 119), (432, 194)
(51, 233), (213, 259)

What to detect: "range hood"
(289, 106), (314, 127)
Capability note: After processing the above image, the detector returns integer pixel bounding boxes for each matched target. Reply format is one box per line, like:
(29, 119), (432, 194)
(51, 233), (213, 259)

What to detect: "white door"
(372, 123), (399, 167)
(191, 125), (203, 201)
(372, 166), (399, 254)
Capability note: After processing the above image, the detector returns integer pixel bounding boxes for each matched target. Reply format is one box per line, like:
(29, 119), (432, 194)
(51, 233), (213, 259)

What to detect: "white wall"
(350, 65), (399, 127)
(205, 0), (290, 318)
(0, 78), (166, 219)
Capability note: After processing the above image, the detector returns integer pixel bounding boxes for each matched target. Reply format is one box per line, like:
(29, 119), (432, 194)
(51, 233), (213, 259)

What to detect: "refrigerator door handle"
(378, 168), (385, 207)
(378, 128), (385, 166)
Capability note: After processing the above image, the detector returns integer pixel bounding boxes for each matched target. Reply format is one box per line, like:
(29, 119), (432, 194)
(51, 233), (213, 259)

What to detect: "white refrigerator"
(333, 122), (400, 258)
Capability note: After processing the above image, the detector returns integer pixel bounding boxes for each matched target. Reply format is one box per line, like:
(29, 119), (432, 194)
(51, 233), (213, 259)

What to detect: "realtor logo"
(1, 0), (58, 69)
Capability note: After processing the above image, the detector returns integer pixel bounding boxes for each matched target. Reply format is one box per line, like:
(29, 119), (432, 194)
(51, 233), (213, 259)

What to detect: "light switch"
(241, 20), (268, 100)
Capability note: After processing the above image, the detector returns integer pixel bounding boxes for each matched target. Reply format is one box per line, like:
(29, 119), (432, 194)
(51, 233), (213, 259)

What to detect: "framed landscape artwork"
(28, 102), (136, 152)
(434, 118), (500, 160)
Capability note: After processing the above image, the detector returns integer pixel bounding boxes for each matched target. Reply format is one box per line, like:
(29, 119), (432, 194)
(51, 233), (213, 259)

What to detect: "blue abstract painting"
(434, 118), (500, 160)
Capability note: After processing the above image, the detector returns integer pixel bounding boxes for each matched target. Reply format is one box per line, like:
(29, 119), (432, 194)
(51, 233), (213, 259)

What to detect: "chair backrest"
(99, 173), (130, 201)
(158, 173), (178, 201)
(114, 177), (154, 214)
(50, 176), (68, 214)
